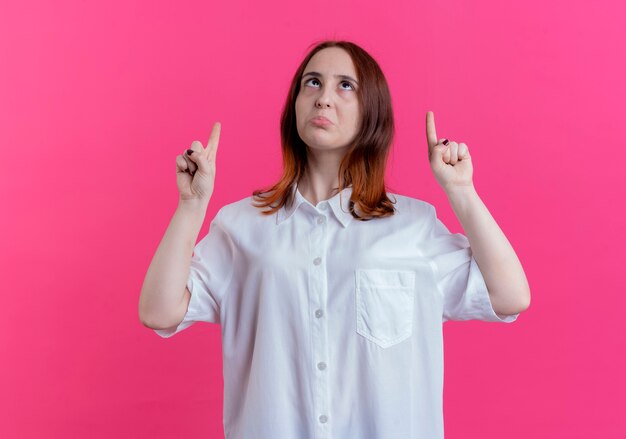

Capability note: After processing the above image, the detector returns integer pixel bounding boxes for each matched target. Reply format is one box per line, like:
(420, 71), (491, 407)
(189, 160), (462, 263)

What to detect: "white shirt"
(155, 183), (519, 439)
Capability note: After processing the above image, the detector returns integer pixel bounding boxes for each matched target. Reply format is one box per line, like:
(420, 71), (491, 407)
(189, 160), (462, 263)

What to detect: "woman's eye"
(304, 78), (354, 91)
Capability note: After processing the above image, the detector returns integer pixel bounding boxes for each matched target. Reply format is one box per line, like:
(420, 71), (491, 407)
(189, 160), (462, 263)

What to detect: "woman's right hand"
(176, 122), (221, 204)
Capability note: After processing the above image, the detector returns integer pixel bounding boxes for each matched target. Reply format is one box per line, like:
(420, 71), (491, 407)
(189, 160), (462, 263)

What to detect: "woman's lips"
(311, 117), (332, 126)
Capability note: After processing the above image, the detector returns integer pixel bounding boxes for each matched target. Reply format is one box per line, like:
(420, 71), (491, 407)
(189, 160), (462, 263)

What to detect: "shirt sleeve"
(420, 203), (519, 324)
(154, 207), (236, 338)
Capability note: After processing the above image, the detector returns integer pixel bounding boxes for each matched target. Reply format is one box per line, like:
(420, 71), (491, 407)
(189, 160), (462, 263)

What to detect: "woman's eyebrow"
(302, 71), (359, 84)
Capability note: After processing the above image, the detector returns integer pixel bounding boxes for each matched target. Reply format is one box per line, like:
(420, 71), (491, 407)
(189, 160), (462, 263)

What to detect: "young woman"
(139, 40), (530, 439)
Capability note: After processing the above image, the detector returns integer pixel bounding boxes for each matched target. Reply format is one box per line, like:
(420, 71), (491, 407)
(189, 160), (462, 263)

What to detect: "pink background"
(1, 0), (625, 437)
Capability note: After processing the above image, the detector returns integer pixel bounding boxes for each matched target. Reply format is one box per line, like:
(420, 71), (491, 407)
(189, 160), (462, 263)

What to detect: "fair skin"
(295, 47), (360, 205)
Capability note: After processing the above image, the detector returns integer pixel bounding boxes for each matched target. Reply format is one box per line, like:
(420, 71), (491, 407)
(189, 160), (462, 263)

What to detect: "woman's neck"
(297, 170), (344, 206)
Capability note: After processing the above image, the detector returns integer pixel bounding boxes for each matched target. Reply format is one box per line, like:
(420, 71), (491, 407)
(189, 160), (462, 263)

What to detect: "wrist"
(445, 184), (480, 215)
(445, 183), (477, 199)
(177, 197), (210, 213)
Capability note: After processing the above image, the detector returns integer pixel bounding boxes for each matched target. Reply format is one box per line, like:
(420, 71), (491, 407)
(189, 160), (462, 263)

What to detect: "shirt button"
(317, 362), (327, 370)
(319, 415), (328, 424)
(315, 309), (323, 318)
(320, 204), (328, 211)
(313, 257), (322, 265)
(317, 216), (325, 225)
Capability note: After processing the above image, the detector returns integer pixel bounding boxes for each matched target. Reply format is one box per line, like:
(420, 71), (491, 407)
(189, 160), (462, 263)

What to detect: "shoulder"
(387, 192), (435, 218)
(213, 194), (273, 229)
(385, 192), (442, 240)
(214, 195), (255, 219)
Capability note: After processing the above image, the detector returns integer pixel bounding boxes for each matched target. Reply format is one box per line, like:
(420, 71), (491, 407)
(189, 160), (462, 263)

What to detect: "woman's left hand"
(425, 111), (474, 194)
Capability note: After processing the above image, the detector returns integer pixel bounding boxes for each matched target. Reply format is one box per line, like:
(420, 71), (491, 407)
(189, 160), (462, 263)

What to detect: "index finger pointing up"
(426, 111), (438, 151)
(207, 122), (221, 161)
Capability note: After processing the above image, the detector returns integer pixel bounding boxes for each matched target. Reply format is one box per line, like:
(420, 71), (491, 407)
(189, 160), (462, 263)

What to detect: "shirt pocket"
(355, 268), (416, 349)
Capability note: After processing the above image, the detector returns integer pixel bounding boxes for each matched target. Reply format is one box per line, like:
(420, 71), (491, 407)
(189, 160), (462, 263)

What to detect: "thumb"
(430, 138), (449, 165)
(186, 147), (212, 175)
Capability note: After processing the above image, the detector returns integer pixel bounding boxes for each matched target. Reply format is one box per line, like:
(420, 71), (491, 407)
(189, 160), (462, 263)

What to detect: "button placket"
(308, 210), (331, 437)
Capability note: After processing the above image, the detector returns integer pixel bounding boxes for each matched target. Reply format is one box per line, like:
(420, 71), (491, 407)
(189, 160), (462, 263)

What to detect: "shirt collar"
(276, 183), (354, 228)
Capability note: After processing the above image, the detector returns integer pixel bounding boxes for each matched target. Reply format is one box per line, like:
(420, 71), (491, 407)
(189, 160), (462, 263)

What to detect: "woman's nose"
(315, 89), (333, 108)
(316, 99), (331, 108)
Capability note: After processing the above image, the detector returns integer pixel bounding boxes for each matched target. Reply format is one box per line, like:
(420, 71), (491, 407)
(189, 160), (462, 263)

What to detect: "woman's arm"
(138, 199), (208, 328)
(424, 110), (531, 315)
(446, 185), (531, 315)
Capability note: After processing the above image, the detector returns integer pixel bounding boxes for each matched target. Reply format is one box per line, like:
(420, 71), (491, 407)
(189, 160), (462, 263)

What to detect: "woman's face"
(295, 47), (361, 155)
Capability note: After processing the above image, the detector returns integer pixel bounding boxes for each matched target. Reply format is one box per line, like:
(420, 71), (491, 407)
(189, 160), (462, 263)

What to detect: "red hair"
(252, 39), (397, 221)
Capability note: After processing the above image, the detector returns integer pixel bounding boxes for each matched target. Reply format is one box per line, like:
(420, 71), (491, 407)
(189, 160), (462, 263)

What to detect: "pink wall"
(1, 0), (624, 437)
